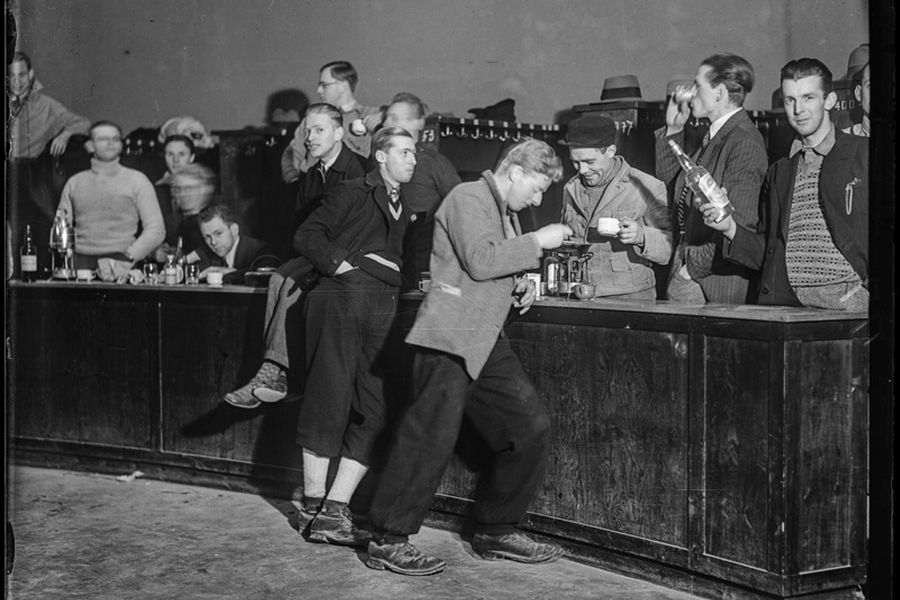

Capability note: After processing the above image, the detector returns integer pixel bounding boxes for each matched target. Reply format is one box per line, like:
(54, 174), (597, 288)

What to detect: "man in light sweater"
(55, 121), (165, 275)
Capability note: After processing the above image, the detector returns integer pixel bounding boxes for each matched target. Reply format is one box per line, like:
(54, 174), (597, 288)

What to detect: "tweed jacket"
(655, 109), (767, 303)
(405, 171), (543, 379)
(561, 158), (671, 297)
(723, 128), (868, 306)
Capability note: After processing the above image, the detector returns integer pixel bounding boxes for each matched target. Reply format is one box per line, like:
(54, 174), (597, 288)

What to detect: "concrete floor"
(7, 466), (707, 600)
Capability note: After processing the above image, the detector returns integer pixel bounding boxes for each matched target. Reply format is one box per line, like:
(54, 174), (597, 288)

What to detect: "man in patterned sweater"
(700, 58), (867, 311)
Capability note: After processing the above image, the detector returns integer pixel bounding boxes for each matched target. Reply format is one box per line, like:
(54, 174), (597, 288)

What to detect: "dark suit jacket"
(290, 143), (370, 238)
(723, 128), (868, 306)
(656, 109), (768, 303)
(197, 235), (281, 284)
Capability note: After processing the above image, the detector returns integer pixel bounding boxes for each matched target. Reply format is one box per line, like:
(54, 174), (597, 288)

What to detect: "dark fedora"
(840, 43), (869, 81)
(600, 74), (642, 101)
(560, 114), (617, 148)
(467, 98), (517, 122)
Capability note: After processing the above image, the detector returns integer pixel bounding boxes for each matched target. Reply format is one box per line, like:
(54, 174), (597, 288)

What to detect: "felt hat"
(560, 114), (617, 148)
(600, 74), (642, 101)
(841, 43), (869, 81)
(467, 98), (517, 122)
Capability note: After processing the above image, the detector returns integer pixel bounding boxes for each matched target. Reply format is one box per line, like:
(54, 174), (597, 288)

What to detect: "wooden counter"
(7, 282), (868, 599)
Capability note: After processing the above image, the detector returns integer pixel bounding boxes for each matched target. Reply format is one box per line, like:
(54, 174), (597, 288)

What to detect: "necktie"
(388, 187), (402, 221)
(316, 161), (327, 183)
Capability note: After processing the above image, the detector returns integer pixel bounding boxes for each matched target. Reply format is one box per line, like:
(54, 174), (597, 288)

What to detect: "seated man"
(701, 58), (867, 311)
(55, 120), (164, 272)
(560, 115), (671, 299)
(281, 61), (381, 184)
(224, 102), (368, 408)
(195, 204), (280, 283)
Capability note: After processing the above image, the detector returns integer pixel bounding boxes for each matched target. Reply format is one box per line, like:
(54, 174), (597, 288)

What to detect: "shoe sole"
(252, 387), (287, 403)
(307, 531), (370, 548)
(365, 556), (446, 576)
(475, 547), (565, 564)
(223, 394), (260, 409)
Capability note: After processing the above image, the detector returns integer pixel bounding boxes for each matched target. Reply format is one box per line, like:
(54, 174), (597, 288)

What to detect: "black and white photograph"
(5, 1), (893, 598)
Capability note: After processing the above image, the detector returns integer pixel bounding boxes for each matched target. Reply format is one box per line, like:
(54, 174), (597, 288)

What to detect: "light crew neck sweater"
(55, 158), (165, 260)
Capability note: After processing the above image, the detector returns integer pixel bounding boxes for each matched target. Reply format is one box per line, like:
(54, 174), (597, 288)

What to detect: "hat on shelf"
(841, 43), (869, 81)
(467, 98), (517, 122)
(559, 114), (617, 148)
(665, 78), (693, 99)
(600, 74), (642, 101)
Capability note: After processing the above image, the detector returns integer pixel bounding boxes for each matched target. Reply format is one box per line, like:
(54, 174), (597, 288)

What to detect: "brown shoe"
(471, 532), (564, 563)
(365, 541), (446, 576)
(307, 503), (370, 548)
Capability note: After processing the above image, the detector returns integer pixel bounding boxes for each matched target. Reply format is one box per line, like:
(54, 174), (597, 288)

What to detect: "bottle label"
(697, 174), (727, 206)
(21, 256), (37, 272)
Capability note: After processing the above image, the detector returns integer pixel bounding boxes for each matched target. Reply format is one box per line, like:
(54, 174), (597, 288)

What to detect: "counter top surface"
(9, 281), (867, 322)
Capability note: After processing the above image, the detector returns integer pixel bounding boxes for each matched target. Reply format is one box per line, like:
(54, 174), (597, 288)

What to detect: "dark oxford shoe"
(471, 532), (565, 564)
(365, 541), (446, 576)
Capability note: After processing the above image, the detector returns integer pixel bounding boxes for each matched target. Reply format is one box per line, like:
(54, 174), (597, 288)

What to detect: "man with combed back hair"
(700, 58), (868, 312)
(364, 139), (574, 576)
(655, 52), (767, 304)
(293, 126), (416, 548)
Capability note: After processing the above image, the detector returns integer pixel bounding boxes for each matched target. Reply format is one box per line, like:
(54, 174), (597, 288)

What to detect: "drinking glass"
(185, 263), (200, 285)
(143, 262), (158, 285)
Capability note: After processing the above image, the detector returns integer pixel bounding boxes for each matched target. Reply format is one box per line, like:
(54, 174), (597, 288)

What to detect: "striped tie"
(388, 187), (402, 221)
(675, 132), (711, 235)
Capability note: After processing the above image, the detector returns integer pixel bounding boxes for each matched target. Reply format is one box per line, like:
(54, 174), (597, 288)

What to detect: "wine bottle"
(667, 139), (733, 222)
(20, 224), (38, 282)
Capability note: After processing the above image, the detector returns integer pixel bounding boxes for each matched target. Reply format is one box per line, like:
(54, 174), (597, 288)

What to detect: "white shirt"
(708, 107), (742, 140)
(224, 235), (240, 268)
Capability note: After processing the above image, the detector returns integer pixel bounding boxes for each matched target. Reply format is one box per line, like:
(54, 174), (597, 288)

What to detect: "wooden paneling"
(10, 289), (156, 449)
(9, 285), (869, 599)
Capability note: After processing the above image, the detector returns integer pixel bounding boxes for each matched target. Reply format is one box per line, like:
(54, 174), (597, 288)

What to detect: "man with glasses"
(281, 61), (382, 185)
(54, 120), (164, 275)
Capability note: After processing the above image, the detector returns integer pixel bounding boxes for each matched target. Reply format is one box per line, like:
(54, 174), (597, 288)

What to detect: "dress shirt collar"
(224, 235), (240, 268)
(789, 122), (836, 159)
(708, 107), (742, 140)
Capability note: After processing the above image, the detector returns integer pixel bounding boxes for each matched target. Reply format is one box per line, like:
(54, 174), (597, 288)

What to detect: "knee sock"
(302, 449), (329, 500)
(325, 457), (368, 505)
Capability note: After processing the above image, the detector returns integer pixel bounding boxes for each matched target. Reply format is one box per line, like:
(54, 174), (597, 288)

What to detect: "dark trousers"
(368, 336), (551, 542)
(296, 270), (398, 465)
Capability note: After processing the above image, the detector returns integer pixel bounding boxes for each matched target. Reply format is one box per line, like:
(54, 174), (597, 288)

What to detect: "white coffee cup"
(207, 272), (224, 287)
(596, 217), (621, 236)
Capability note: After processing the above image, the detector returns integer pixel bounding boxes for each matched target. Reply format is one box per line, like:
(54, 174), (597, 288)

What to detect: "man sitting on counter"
(54, 120), (165, 278)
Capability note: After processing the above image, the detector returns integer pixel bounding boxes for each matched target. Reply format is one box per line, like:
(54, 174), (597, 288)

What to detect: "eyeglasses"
(317, 80), (341, 89)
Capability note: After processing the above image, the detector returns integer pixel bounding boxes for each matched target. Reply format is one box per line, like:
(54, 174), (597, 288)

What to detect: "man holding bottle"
(654, 53), (767, 304)
(699, 58), (868, 312)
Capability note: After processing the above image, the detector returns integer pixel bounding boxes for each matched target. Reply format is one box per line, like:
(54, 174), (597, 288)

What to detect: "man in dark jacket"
(701, 58), (867, 311)
(654, 53), (768, 304)
(294, 126), (416, 548)
(195, 203), (280, 284)
(224, 103), (367, 408)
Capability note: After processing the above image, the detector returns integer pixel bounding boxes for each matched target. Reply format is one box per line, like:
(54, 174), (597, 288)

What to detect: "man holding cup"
(559, 115), (671, 299)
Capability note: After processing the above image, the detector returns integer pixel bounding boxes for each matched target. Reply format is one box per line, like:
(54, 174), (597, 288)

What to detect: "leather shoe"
(471, 531), (565, 563)
(307, 503), (371, 548)
(366, 541), (446, 576)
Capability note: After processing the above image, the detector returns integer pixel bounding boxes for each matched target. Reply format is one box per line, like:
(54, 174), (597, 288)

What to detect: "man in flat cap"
(560, 115), (671, 299)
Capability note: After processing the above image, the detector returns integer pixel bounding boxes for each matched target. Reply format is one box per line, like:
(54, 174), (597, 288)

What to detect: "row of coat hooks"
(424, 116), (561, 143)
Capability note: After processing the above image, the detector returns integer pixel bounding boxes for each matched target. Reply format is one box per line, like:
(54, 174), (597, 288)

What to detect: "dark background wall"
(9, 0), (868, 133)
